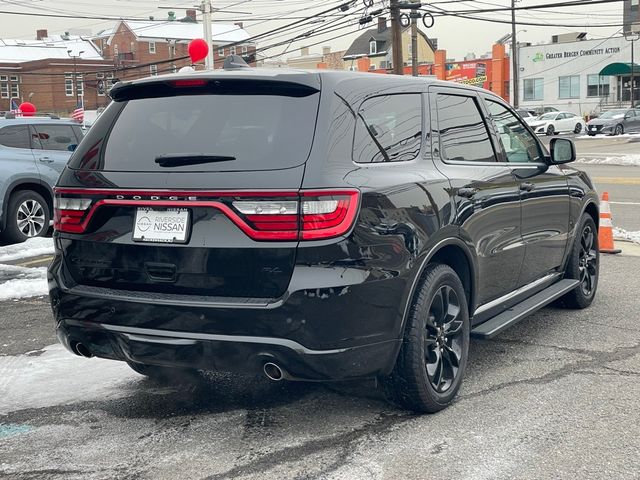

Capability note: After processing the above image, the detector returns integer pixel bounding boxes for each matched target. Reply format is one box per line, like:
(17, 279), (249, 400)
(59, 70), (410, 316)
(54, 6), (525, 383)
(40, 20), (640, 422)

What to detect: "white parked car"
(516, 109), (538, 125)
(528, 111), (586, 136)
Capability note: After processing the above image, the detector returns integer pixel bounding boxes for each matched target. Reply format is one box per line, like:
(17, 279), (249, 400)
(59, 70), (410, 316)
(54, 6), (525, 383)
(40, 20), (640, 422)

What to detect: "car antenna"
(223, 54), (250, 70)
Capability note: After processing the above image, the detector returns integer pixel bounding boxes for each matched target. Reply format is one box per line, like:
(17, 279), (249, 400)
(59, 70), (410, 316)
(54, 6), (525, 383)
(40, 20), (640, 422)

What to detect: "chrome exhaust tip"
(71, 342), (93, 358)
(263, 362), (284, 381)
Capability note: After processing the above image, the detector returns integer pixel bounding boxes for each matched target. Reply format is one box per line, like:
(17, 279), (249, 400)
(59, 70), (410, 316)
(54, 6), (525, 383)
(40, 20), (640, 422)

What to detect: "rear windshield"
(70, 92), (319, 172)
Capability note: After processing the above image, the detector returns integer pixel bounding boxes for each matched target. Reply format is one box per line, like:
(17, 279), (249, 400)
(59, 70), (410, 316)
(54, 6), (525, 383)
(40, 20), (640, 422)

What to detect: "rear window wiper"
(154, 154), (236, 168)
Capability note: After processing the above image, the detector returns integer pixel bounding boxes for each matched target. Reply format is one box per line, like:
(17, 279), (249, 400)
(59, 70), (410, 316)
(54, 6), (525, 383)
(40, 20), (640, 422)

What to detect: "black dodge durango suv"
(48, 67), (600, 412)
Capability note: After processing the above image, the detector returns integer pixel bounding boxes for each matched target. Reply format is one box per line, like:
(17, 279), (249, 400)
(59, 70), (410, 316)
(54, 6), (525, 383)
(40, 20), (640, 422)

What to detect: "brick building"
(0, 11), (256, 115)
(92, 11), (256, 80)
(0, 33), (112, 113)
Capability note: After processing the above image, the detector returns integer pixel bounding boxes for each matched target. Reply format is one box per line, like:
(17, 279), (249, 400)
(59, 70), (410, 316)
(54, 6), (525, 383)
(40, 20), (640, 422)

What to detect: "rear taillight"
(53, 194), (93, 233)
(53, 188), (360, 241)
(300, 191), (360, 240)
(230, 190), (359, 241)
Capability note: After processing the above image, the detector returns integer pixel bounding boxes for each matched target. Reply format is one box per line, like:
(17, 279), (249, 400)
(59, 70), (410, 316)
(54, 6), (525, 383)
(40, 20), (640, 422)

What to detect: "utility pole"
(391, 0), (404, 75)
(411, 9), (418, 76)
(201, 0), (214, 69)
(511, 0), (519, 107)
(625, 32), (639, 108)
(67, 49), (84, 106)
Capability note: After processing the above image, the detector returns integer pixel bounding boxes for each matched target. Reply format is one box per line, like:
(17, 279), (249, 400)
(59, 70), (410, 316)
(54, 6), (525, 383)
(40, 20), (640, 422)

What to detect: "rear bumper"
(48, 254), (408, 381)
(55, 318), (398, 381)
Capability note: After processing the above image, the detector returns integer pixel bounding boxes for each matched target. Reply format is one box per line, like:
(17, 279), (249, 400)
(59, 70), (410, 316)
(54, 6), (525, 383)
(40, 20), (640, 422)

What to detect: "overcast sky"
(0, 0), (626, 59)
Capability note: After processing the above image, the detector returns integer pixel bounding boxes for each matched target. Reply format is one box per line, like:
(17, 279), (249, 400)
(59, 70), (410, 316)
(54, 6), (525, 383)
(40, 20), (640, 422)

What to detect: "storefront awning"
(599, 62), (640, 76)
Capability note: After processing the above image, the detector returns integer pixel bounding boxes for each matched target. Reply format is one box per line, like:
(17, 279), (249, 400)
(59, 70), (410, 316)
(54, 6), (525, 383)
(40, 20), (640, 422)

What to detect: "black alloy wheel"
(578, 225), (598, 297)
(614, 124), (624, 136)
(546, 124), (555, 136)
(557, 213), (599, 309)
(574, 123), (583, 134)
(384, 263), (470, 413)
(424, 285), (464, 393)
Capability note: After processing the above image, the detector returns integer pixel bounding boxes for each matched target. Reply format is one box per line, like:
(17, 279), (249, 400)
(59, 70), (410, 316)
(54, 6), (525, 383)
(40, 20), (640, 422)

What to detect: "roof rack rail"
(3, 112), (60, 120)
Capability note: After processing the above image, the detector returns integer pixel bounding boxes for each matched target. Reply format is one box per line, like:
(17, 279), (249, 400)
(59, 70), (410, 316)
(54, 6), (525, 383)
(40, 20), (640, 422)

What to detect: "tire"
(557, 214), (599, 309)
(574, 123), (583, 134)
(0, 190), (50, 244)
(127, 361), (202, 383)
(614, 124), (624, 136)
(383, 264), (470, 413)
(546, 124), (555, 136)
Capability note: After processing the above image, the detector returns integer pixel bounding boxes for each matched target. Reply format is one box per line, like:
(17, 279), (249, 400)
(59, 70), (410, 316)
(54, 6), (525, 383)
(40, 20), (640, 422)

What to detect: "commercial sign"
(532, 46), (621, 62)
(446, 61), (490, 89)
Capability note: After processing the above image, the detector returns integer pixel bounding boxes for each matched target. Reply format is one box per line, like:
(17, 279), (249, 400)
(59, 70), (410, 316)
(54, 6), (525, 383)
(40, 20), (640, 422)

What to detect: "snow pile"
(0, 237), (54, 262)
(576, 155), (640, 166)
(0, 344), (136, 415)
(614, 227), (640, 244)
(0, 265), (48, 301)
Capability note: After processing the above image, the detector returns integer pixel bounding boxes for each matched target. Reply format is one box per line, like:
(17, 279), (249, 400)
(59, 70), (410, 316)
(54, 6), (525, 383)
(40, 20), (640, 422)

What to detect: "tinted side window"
(486, 100), (544, 164)
(436, 94), (496, 163)
(0, 125), (30, 149)
(353, 94), (422, 163)
(32, 125), (77, 152)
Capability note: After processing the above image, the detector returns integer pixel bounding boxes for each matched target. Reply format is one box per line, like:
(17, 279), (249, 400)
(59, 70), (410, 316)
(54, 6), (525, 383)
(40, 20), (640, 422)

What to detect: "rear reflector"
(53, 189), (360, 241)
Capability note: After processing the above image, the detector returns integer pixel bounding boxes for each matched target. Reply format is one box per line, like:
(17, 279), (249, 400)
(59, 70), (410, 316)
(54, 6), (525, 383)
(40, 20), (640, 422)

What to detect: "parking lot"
(1, 136), (640, 479)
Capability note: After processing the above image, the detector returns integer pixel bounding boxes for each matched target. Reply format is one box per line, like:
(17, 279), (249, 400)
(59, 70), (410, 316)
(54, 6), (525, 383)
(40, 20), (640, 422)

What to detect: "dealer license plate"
(132, 208), (190, 243)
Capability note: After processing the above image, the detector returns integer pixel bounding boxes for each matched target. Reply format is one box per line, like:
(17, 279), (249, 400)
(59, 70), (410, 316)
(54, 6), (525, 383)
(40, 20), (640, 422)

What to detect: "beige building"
(343, 17), (436, 71)
(286, 46), (345, 70)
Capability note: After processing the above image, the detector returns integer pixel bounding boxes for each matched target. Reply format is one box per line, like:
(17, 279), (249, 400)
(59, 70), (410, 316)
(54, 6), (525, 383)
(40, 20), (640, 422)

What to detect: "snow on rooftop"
(98, 20), (252, 44)
(0, 34), (102, 63)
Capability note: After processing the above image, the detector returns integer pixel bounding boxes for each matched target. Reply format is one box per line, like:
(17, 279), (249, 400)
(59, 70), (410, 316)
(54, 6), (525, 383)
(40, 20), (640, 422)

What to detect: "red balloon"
(188, 39), (209, 64)
(19, 102), (36, 117)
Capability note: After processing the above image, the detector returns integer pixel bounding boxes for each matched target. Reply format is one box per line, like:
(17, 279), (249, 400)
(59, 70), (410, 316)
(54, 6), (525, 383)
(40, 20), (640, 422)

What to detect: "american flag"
(9, 98), (21, 115)
(71, 97), (84, 123)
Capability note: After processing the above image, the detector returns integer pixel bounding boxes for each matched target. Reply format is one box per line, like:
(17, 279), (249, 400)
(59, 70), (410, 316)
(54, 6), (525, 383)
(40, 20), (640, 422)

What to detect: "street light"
(67, 49), (85, 106)
(624, 32), (640, 108)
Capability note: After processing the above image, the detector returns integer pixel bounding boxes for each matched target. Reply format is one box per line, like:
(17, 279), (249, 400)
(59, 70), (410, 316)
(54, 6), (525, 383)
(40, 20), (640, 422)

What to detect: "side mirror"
(549, 137), (575, 165)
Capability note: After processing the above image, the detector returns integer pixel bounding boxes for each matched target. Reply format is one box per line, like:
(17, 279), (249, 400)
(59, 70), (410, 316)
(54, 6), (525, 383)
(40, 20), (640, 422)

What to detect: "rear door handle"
(457, 187), (478, 199)
(519, 182), (535, 192)
(39, 156), (54, 163)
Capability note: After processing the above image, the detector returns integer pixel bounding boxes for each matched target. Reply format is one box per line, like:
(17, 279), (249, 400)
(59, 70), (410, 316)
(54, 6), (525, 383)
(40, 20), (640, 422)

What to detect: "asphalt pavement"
(1, 252), (640, 480)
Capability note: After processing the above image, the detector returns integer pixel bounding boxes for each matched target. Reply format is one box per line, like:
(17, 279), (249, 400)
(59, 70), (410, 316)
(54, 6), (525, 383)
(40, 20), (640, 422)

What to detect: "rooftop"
(96, 20), (252, 44)
(0, 35), (102, 63)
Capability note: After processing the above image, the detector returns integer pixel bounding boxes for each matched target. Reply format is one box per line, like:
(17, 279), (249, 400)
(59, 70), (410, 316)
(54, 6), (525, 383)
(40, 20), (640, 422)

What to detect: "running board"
(471, 279), (580, 339)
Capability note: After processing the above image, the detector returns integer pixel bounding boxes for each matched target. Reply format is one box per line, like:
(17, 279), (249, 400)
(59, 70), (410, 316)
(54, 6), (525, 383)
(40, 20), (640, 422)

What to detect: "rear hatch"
(54, 74), (337, 299)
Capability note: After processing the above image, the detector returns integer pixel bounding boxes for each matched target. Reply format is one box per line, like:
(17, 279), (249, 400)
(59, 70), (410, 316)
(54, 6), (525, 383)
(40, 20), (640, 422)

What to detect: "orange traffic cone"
(599, 192), (621, 254)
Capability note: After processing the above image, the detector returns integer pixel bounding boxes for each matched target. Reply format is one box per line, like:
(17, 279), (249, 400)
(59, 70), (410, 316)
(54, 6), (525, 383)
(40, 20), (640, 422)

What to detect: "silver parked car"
(0, 116), (83, 243)
(586, 108), (640, 136)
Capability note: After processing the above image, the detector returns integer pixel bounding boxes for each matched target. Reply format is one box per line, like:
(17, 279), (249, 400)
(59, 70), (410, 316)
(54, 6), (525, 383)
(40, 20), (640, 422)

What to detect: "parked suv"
(0, 116), (83, 243)
(48, 69), (600, 413)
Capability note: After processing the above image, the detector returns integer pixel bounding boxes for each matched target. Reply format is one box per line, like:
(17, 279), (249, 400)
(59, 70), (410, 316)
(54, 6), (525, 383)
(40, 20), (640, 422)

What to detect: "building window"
(65, 73), (74, 96)
(150, 65), (158, 76)
(10, 83), (18, 99)
(559, 75), (580, 99)
(0, 83), (8, 99)
(76, 74), (84, 96)
(114, 44), (119, 56)
(241, 46), (248, 54)
(369, 64), (377, 70)
(587, 74), (610, 97)
(218, 47), (224, 56)
(229, 46), (236, 55)
(369, 40), (377, 55)
(0, 75), (7, 82)
(149, 41), (156, 54)
(9, 75), (18, 82)
(523, 78), (544, 101)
